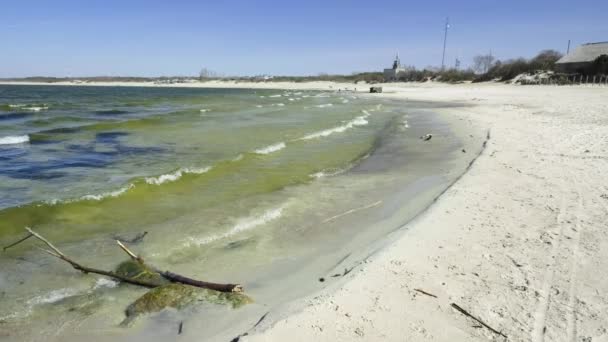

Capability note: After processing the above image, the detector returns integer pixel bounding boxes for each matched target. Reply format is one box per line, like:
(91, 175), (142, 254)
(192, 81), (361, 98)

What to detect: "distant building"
(383, 54), (407, 81)
(556, 42), (608, 73)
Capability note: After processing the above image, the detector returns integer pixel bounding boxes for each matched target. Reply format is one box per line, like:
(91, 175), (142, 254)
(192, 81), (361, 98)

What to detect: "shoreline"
(0, 83), (484, 342)
(235, 82), (608, 341)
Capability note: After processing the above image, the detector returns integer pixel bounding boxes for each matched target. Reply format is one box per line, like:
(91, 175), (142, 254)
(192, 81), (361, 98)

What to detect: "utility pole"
(567, 40), (571, 54)
(441, 17), (449, 70)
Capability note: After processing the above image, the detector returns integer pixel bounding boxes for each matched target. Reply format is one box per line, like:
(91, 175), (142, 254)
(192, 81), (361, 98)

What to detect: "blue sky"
(1, 0), (607, 77)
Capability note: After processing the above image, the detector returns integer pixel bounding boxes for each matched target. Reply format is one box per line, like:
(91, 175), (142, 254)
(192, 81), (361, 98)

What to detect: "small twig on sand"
(178, 321), (183, 335)
(414, 288), (438, 298)
(451, 303), (507, 338)
(3, 233), (34, 251)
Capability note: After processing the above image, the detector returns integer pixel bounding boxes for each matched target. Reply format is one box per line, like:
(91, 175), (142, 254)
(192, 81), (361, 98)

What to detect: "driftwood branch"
(26, 228), (164, 288)
(116, 239), (243, 292)
(414, 288), (438, 298)
(161, 271), (243, 293)
(3, 233), (34, 251)
(116, 240), (143, 263)
(451, 303), (507, 338)
(24, 228), (243, 292)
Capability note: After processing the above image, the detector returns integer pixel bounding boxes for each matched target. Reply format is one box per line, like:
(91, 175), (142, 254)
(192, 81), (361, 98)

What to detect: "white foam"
(300, 111), (370, 140)
(0, 135), (29, 145)
(342, 99), (349, 104)
(254, 142), (286, 155)
(9, 104), (48, 112)
(93, 278), (119, 290)
(315, 103), (333, 108)
(269, 94), (282, 98)
(288, 98), (295, 101)
(200, 108), (210, 113)
(255, 105), (263, 108)
(26, 106), (48, 112)
(27, 288), (79, 305)
(310, 169), (345, 179)
(145, 166), (211, 185)
(80, 184), (134, 201)
(185, 205), (285, 246)
(272, 103), (285, 107)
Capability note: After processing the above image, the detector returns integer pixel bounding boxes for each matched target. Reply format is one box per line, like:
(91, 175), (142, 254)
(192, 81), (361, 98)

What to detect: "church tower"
(392, 53), (401, 69)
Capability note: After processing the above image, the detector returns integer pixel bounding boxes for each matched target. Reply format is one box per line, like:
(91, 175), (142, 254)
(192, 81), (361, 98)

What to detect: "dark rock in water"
(114, 260), (170, 287)
(121, 283), (253, 326)
(369, 87), (383, 93)
(224, 237), (254, 250)
(113, 231), (148, 244)
(420, 134), (433, 141)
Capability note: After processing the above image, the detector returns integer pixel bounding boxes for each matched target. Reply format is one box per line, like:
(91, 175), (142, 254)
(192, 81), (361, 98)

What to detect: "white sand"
(3, 80), (607, 341)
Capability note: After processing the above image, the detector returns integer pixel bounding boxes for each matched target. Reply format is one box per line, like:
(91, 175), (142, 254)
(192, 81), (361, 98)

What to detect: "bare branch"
(116, 240), (143, 262)
(3, 233), (34, 251)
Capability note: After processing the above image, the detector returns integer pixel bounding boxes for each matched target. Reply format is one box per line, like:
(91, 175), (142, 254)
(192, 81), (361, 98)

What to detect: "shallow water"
(0, 85), (483, 341)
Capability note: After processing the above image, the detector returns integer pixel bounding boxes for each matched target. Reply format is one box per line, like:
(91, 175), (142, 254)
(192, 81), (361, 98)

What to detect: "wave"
(27, 288), (80, 306)
(315, 103), (333, 108)
(254, 142), (286, 155)
(269, 94), (282, 98)
(310, 168), (346, 179)
(272, 103), (285, 107)
(7, 104), (49, 112)
(144, 166), (211, 185)
(299, 110), (370, 140)
(80, 184), (135, 201)
(0, 135), (29, 145)
(185, 205), (285, 246)
(200, 108), (210, 113)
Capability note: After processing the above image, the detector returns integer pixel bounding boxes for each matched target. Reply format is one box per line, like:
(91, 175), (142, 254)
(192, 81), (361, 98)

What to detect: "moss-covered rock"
(121, 283), (253, 326)
(114, 260), (169, 287)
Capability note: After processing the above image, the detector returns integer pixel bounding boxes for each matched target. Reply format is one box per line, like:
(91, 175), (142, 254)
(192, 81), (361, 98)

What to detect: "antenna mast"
(441, 17), (449, 70)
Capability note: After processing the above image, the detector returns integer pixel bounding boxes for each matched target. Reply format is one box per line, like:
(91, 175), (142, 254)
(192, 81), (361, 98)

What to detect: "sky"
(1, 0), (607, 77)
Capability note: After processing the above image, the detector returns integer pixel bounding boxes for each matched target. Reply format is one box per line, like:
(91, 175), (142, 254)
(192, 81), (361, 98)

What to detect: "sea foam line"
(299, 110), (370, 141)
(80, 184), (135, 201)
(0, 135), (29, 145)
(185, 205), (286, 247)
(254, 142), (286, 155)
(322, 201), (383, 223)
(145, 166), (211, 185)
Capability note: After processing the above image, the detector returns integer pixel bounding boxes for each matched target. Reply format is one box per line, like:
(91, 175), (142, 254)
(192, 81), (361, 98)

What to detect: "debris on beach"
(4, 228), (250, 327)
(420, 134), (433, 141)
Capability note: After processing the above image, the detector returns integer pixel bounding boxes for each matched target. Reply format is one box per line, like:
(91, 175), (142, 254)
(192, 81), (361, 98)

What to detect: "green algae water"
(0, 84), (484, 341)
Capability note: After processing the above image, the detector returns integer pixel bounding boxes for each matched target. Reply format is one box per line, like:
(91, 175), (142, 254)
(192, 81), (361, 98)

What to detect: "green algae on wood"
(121, 283), (253, 326)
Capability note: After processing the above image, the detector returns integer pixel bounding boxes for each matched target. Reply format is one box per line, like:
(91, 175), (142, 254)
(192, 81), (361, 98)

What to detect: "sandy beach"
(1, 80), (606, 341)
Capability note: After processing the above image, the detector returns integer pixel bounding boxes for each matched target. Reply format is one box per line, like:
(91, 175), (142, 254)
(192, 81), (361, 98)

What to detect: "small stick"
(116, 240), (144, 263)
(178, 321), (183, 335)
(3, 233), (34, 251)
(414, 288), (438, 298)
(451, 303), (507, 338)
